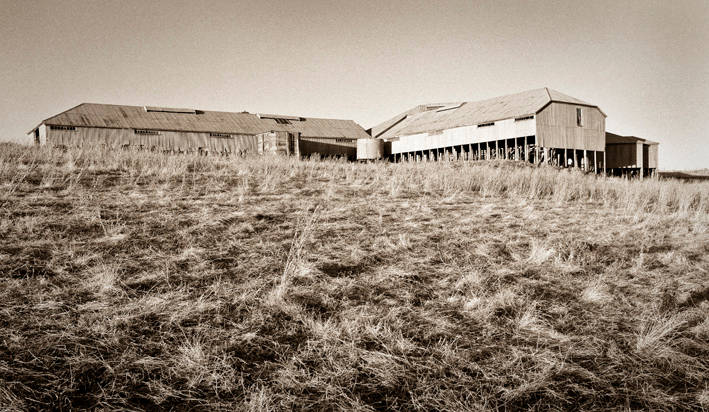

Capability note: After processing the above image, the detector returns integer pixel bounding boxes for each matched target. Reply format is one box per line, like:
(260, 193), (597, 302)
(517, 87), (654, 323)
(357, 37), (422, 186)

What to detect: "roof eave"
(27, 122), (43, 135)
(29, 102), (88, 134)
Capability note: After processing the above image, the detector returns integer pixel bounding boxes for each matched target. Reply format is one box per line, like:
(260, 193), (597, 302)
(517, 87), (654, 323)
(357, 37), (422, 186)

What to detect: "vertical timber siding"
(389, 118), (536, 154)
(605, 144), (638, 168)
(646, 144), (658, 169)
(536, 103), (605, 151)
(257, 131), (291, 155)
(47, 126), (258, 153)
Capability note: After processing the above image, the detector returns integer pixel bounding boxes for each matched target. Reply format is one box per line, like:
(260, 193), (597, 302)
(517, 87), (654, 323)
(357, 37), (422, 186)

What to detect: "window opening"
(134, 129), (160, 135)
(209, 132), (232, 138)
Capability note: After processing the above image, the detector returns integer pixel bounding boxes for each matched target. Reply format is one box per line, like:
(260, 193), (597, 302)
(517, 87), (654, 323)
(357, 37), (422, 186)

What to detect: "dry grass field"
(1, 143), (708, 410)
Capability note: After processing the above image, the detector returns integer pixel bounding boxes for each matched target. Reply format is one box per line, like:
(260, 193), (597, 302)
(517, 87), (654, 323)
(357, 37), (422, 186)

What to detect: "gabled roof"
(371, 88), (605, 139)
(606, 132), (659, 145)
(369, 102), (460, 139)
(32, 103), (370, 139)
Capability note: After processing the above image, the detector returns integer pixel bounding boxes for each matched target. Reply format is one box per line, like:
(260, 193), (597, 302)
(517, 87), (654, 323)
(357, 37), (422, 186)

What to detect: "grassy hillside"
(1, 144), (708, 410)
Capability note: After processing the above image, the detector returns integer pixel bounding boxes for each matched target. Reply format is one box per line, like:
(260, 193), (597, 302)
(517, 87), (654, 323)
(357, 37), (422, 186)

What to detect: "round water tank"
(356, 138), (384, 160)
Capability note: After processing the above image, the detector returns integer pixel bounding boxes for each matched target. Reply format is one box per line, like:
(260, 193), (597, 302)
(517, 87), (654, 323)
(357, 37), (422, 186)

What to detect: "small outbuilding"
(605, 132), (659, 178)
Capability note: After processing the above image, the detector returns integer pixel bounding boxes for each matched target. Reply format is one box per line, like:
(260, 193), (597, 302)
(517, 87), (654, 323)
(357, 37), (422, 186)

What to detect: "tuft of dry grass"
(0, 143), (708, 410)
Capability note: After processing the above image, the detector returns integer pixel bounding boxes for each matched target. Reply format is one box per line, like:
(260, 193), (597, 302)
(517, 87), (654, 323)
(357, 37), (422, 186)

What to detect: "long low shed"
(29, 103), (370, 158)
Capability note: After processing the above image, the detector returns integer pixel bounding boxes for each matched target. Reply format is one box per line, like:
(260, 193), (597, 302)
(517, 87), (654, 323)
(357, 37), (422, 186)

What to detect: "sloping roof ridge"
(79, 102), (245, 116)
(32, 102), (371, 138)
(372, 113), (409, 138)
(458, 87), (547, 105)
(543, 88), (606, 116)
(44, 102), (88, 124)
(49, 102), (360, 122)
(545, 88), (592, 105)
(29, 102), (87, 133)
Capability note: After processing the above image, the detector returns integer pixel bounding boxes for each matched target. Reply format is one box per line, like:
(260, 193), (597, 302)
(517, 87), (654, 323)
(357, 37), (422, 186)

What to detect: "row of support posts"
(390, 136), (608, 174)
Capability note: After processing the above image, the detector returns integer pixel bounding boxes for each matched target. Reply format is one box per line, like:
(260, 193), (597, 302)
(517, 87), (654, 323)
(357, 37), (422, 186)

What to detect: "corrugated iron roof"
(372, 88), (604, 139)
(36, 103), (370, 139)
(369, 102), (460, 138)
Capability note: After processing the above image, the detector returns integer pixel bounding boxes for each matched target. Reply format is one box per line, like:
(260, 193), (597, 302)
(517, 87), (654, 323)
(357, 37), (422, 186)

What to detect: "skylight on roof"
(257, 113), (303, 121)
(435, 103), (465, 112)
(144, 106), (197, 114)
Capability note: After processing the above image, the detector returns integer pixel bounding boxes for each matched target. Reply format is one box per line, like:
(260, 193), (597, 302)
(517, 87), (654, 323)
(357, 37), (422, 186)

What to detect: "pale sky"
(1, 0), (707, 170)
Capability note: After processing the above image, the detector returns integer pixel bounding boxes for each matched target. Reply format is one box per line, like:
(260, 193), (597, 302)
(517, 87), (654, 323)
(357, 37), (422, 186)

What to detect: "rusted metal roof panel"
(41, 103), (370, 139)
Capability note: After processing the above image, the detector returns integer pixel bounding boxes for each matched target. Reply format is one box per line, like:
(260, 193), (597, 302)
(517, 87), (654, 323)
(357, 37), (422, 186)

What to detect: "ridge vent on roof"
(257, 113), (304, 121)
(144, 106), (197, 114)
(436, 103), (465, 112)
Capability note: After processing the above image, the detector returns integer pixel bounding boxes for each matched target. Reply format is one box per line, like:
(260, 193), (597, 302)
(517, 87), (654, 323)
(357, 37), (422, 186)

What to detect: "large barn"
(368, 88), (609, 171)
(28, 103), (370, 159)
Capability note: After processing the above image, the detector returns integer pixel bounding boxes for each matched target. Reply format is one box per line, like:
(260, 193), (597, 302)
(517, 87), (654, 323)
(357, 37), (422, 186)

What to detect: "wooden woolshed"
(605, 132), (659, 178)
(28, 104), (369, 158)
(369, 87), (609, 172)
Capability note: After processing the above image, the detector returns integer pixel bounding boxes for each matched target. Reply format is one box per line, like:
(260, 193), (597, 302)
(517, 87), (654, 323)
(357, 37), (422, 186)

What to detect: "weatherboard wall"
(37, 103), (371, 140)
(37, 125), (47, 145)
(605, 143), (639, 168)
(388, 117), (536, 154)
(45, 126), (360, 158)
(257, 131), (291, 155)
(47, 126), (258, 153)
(646, 144), (658, 169)
(536, 103), (605, 151)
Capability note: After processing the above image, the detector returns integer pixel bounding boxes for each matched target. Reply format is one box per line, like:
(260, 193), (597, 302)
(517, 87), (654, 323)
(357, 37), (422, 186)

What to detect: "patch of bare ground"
(0, 144), (708, 410)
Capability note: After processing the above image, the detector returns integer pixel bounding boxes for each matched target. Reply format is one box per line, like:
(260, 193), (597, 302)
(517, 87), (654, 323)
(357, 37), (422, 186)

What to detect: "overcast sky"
(1, 0), (707, 170)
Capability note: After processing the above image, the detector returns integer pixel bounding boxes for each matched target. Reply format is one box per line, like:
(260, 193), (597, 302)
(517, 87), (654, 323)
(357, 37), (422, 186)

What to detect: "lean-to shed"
(605, 132), (659, 177)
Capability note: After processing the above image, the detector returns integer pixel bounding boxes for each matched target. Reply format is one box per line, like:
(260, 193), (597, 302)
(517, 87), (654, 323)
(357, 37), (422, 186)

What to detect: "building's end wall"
(646, 144), (658, 169)
(536, 102), (605, 151)
(28, 125), (47, 145)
